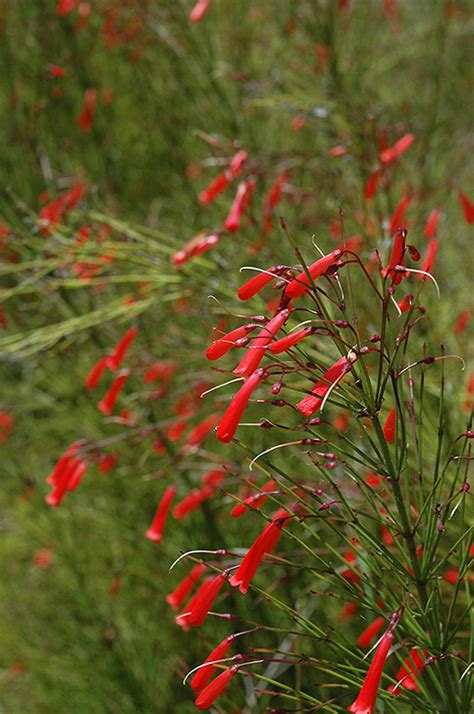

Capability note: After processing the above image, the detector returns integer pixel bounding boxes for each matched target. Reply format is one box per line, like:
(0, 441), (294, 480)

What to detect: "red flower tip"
(232, 309), (290, 377)
(195, 665), (238, 710)
(216, 368), (266, 443)
(97, 371), (130, 416)
(424, 208), (441, 239)
(188, 571), (229, 627)
(348, 626), (396, 714)
(144, 485), (176, 543)
(108, 327), (138, 370)
(297, 355), (351, 417)
(189, 0), (210, 23)
(206, 324), (256, 361)
(229, 517), (287, 595)
(166, 564), (206, 611)
(191, 637), (233, 693)
(380, 132), (414, 164)
(85, 355), (110, 390)
(383, 406), (396, 443)
(285, 250), (342, 299)
(357, 617), (385, 648)
(459, 190), (474, 224)
(237, 265), (286, 301)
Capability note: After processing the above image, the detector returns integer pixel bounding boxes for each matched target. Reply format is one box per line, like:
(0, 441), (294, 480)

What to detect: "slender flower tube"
(263, 173), (287, 233)
(383, 406), (396, 443)
(387, 648), (427, 695)
(269, 325), (316, 354)
(231, 479), (277, 518)
(285, 250), (342, 299)
(172, 232), (220, 266)
(46, 457), (88, 507)
(144, 485), (176, 543)
(237, 265), (286, 301)
(380, 133), (415, 164)
(198, 173), (229, 205)
(365, 170), (381, 200)
(191, 636), (233, 693)
(459, 190), (474, 224)
(233, 309), (290, 377)
(97, 370), (130, 416)
(206, 324), (257, 360)
(216, 368), (265, 443)
(297, 356), (351, 417)
(224, 180), (253, 233)
(195, 665), (238, 710)
(166, 564), (206, 611)
(229, 149), (248, 179)
(172, 486), (214, 520)
(188, 571), (229, 626)
(176, 579), (210, 630)
(357, 617), (385, 648)
(382, 228), (407, 285)
(108, 327), (138, 370)
(454, 310), (470, 335)
(85, 356), (110, 390)
(186, 414), (220, 446)
(417, 238), (439, 278)
(229, 516), (287, 595)
(189, 0), (210, 23)
(397, 293), (413, 314)
(389, 195), (411, 236)
(424, 208), (441, 239)
(348, 624), (396, 713)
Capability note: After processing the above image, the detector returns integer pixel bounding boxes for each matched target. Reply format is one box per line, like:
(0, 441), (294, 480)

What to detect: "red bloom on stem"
(224, 180), (254, 233)
(166, 563), (206, 611)
(388, 648), (427, 695)
(231, 479), (277, 518)
(186, 414), (220, 446)
(97, 370), (130, 416)
(269, 325), (316, 354)
(285, 250), (342, 299)
(144, 485), (176, 543)
(172, 486), (214, 520)
(191, 636), (233, 693)
(195, 665), (238, 710)
(383, 406), (396, 443)
(229, 516), (287, 595)
(237, 265), (286, 301)
(263, 173), (287, 233)
(172, 232), (220, 265)
(418, 238), (439, 278)
(85, 356), (110, 390)
(229, 149), (248, 178)
(365, 170), (381, 200)
(78, 88), (97, 131)
(198, 174), (229, 205)
(357, 617), (385, 648)
(381, 228), (407, 285)
(46, 449), (89, 508)
(389, 195), (411, 235)
(189, 0), (210, 23)
(454, 309), (470, 335)
(233, 309), (290, 377)
(348, 622), (397, 713)
(108, 327), (138, 370)
(188, 571), (228, 626)
(216, 368), (265, 443)
(0, 411), (14, 443)
(297, 355), (352, 418)
(379, 133), (414, 165)
(57, 0), (79, 15)
(397, 293), (413, 314)
(424, 208), (441, 239)
(459, 190), (474, 224)
(206, 324), (257, 360)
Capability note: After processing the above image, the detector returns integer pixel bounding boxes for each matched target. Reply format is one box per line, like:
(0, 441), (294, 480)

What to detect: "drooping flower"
(229, 149), (248, 178)
(195, 665), (238, 710)
(233, 309), (290, 377)
(191, 636), (233, 693)
(97, 370), (130, 416)
(231, 479), (277, 518)
(189, 0), (211, 23)
(98, 452), (118, 474)
(379, 133), (415, 165)
(172, 486), (215, 520)
(46, 451), (89, 508)
(348, 622), (397, 713)
(285, 250), (342, 299)
(297, 355), (352, 417)
(397, 293), (413, 314)
(216, 368), (266, 443)
(166, 563), (206, 611)
(198, 174), (229, 205)
(78, 88), (97, 131)
(269, 325), (316, 354)
(417, 238), (439, 278)
(365, 170), (381, 200)
(224, 179), (254, 233)
(383, 406), (396, 443)
(172, 232), (220, 265)
(381, 228), (407, 285)
(186, 414), (220, 446)
(144, 485), (176, 543)
(229, 516), (287, 595)
(206, 324), (257, 360)
(357, 617), (385, 648)
(389, 195), (411, 236)
(188, 571), (229, 626)
(459, 190), (474, 224)
(262, 173), (287, 233)
(424, 208), (441, 239)
(387, 648), (427, 695)
(454, 310), (470, 335)
(237, 265), (287, 301)
(108, 326), (138, 370)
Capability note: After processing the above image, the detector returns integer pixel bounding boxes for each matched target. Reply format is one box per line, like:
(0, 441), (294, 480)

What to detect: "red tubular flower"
(195, 665), (238, 710)
(144, 360), (176, 384)
(108, 327), (138, 370)
(285, 250), (342, 299)
(380, 132), (415, 164)
(381, 228), (406, 285)
(339, 603), (358, 621)
(189, 0), (210, 23)
(388, 648), (427, 695)
(224, 180), (254, 233)
(144, 485), (176, 543)
(358, 617), (385, 648)
(365, 170), (381, 200)
(424, 208), (441, 239)
(191, 636), (233, 693)
(233, 309), (290, 377)
(0, 411), (14, 443)
(176, 578), (210, 630)
(229, 149), (248, 179)
(97, 370), (130, 416)
(98, 453), (118, 474)
(172, 486), (214, 520)
(206, 324), (257, 360)
(198, 174), (229, 205)
(348, 625), (396, 713)
(85, 356), (110, 390)
(237, 265), (285, 301)
(269, 325), (316, 354)
(454, 309), (470, 335)
(459, 190), (474, 224)
(46, 456), (88, 507)
(383, 406), (396, 443)
(78, 88), (97, 131)
(57, 0), (79, 15)
(186, 414), (220, 446)
(166, 563), (206, 611)
(172, 231), (221, 266)
(188, 571), (228, 626)
(397, 293), (413, 314)
(231, 479), (277, 518)
(389, 195), (411, 236)
(297, 356), (351, 418)
(216, 368), (265, 443)
(263, 173), (287, 233)
(417, 238), (439, 278)
(229, 516), (287, 595)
